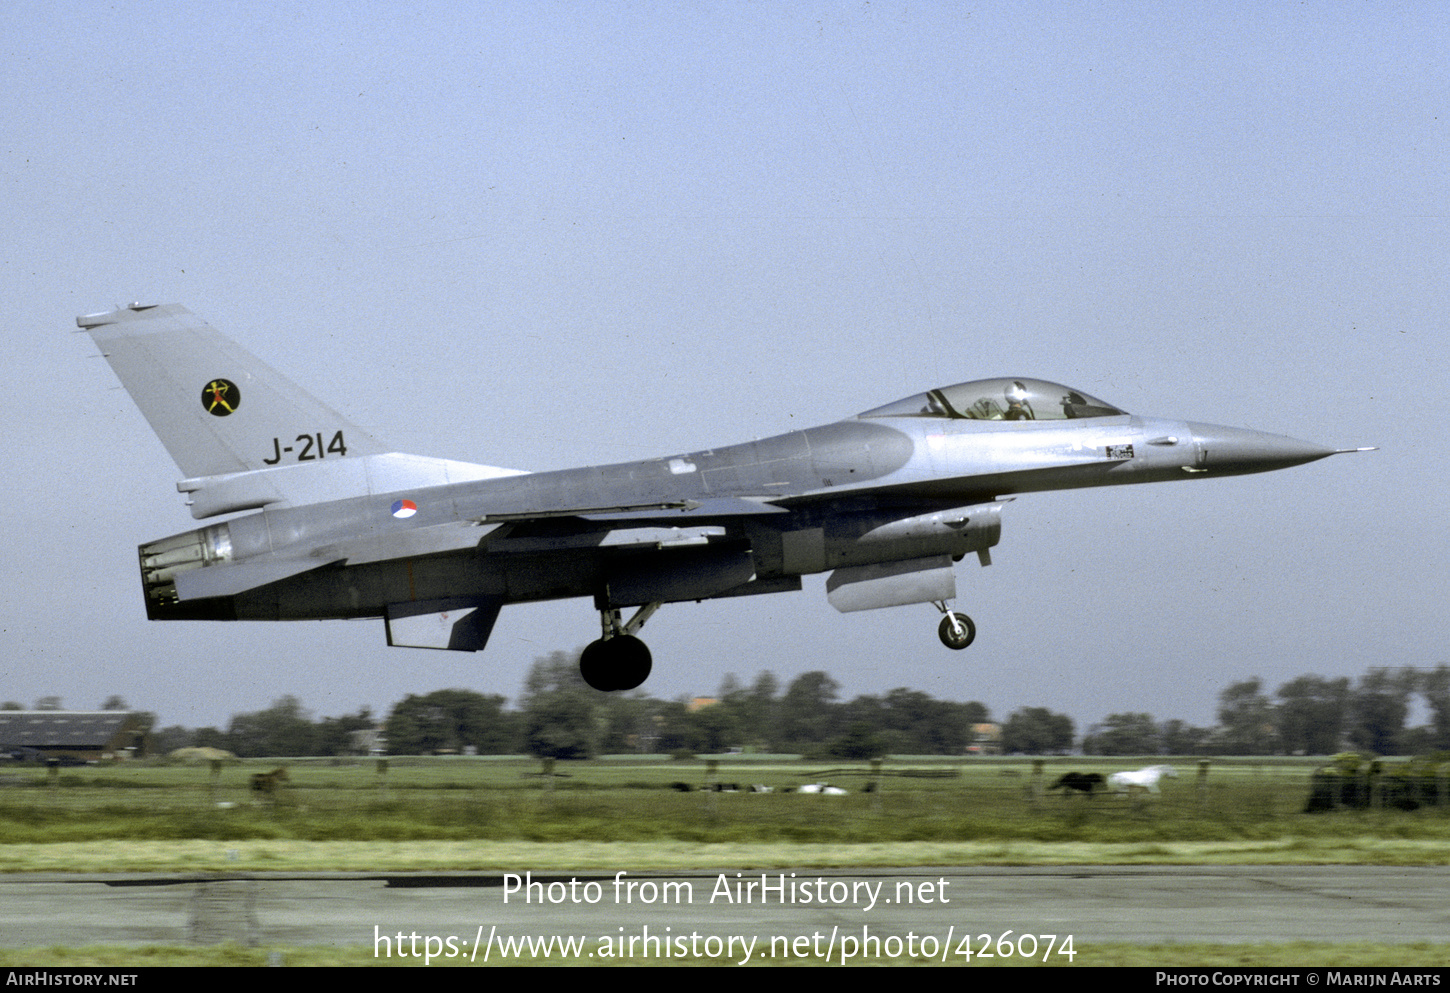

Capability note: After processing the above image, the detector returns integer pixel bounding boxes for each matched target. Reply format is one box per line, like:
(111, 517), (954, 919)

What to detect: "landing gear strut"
(579, 602), (661, 691)
(934, 601), (976, 650)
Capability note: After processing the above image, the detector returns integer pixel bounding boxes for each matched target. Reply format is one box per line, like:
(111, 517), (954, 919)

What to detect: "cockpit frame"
(859, 377), (1126, 422)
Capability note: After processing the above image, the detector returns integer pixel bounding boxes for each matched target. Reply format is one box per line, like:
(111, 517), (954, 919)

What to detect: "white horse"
(1107, 764), (1177, 795)
(798, 783), (848, 795)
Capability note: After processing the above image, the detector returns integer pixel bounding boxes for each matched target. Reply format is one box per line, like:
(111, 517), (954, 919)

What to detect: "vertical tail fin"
(80, 303), (526, 518)
(78, 303), (391, 479)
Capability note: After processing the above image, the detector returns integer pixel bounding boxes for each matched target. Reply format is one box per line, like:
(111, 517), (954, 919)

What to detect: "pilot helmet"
(1005, 381), (1030, 405)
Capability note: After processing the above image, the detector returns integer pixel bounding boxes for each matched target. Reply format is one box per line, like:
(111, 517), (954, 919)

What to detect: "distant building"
(348, 728), (387, 756)
(0, 711), (150, 762)
(968, 722), (1001, 755)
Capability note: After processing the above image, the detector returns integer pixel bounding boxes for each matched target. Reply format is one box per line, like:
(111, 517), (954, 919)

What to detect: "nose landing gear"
(579, 602), (661, 691)
(934, 601), (976, 650)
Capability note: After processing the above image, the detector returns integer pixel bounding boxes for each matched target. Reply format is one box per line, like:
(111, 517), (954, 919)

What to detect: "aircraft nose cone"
(1186, 422), (1337, 475)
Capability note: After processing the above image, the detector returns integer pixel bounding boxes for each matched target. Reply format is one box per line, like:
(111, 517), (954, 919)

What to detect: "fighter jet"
(78, 303), (1367, 691)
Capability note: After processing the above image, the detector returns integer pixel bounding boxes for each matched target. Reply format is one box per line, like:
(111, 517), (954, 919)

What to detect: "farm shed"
(0, 711), (150, 762)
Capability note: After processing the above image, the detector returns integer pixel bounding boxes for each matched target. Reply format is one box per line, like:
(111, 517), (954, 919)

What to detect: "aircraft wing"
(768, 462), (1103, 508)
(474, 495), (788, 524)
(151, 497), (784, 608)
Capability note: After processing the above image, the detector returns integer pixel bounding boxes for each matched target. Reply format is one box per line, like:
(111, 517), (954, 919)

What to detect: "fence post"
(705, 759), (719, 817)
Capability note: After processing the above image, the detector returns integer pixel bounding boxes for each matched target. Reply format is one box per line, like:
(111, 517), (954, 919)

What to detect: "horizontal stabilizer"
(171, 555), (343, 601)
(315, 520), (499, 566)
(180, 452), (527, 519)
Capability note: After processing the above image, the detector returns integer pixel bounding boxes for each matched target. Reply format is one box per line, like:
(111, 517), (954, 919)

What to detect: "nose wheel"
(934, 602), (976, 650)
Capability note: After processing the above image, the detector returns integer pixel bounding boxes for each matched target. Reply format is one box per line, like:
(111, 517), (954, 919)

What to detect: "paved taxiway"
(1, 866), (1446, 951)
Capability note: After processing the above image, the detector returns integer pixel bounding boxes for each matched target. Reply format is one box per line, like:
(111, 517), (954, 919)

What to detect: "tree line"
(53, 660), (1450, 760)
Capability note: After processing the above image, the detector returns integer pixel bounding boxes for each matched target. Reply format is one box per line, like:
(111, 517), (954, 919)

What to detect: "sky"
(2, 1), (1445, 736)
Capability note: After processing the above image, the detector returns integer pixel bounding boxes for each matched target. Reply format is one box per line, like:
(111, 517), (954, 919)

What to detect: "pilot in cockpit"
(1003, 381), (1034, 420)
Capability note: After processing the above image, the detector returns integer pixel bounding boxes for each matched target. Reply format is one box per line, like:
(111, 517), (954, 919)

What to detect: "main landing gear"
(933, 600), (976, 650)
(579, 602), (661, 691)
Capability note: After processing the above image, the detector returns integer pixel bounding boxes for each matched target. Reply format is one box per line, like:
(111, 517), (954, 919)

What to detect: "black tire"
(579, 639), (617, 691)
(937, 612), (976, 650)
(611, 635), (653, 691)
(579, 635), (653, 691)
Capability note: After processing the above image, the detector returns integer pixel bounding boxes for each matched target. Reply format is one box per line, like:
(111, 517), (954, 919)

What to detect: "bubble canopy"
(858, 378), (1127, 422)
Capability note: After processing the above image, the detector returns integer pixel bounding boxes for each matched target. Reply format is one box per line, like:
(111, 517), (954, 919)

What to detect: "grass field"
(2, 754), (1447, 866)
(3, 755), (1445, 966)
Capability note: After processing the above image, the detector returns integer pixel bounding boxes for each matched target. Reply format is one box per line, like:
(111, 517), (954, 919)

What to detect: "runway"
(1, 866), (1446, 961)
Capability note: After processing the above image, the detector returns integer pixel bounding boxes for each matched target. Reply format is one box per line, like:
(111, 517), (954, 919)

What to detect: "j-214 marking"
(263, 431), (349, 465)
